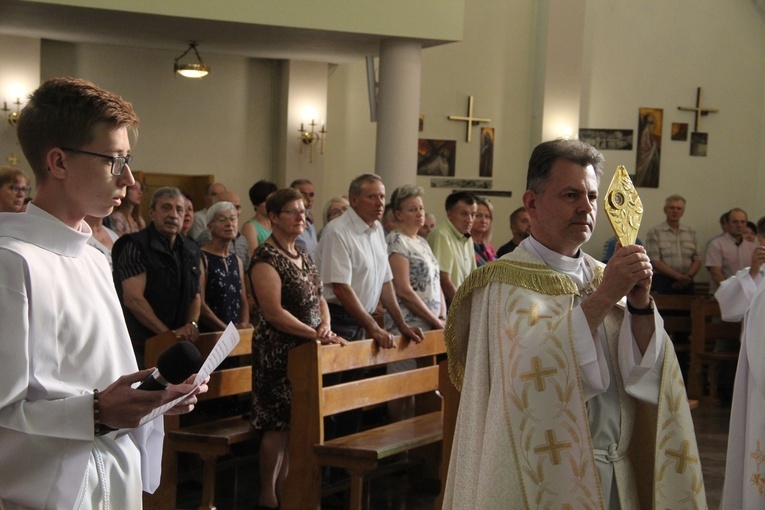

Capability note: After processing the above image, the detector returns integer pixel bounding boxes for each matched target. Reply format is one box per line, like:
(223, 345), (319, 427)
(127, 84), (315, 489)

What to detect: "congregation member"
(249, 188), (347, 510)
(706, 207), (756, 293)
(290, 178), (318, 259)
(428, 191), (477, 304)
(644, 194), (701, 294)
(0, 76), (205, 509)
(242, 179), (277, 259)
(0, 167), (30, 213)
(316, 174), (424, 435)
(743, 220), (757, 243)
(382, 202), (398, 234)
(84, 214), (119, 269)
(417, 212), (437, 239)
(318, 195), (350, 240)
(180, 190), (194, 237)
(471, 196), (497, 267)
(113, 186), (201, 366)
(715, 216), (765, 509)
(495, 206), (531, 257)
(198, 201), (251, 332)
(108, 180), (145, 236)
(386, 185), (446, 420)
(188, 181), (226, 240)
(195, 190), (250, 268)
(443, 139), (704, 509)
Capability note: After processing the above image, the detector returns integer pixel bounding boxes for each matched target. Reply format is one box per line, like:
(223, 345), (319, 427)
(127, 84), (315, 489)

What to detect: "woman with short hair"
(249, 188), (347, 510)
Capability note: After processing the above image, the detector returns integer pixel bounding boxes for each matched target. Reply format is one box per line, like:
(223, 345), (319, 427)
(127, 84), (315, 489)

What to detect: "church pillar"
(374, 38), (422, 194)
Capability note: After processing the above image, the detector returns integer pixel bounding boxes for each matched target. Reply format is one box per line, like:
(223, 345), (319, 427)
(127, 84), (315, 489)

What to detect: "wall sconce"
(174, 42), (210, 79)
(298, 119), (327, 163)
(2, 98), (22, 127)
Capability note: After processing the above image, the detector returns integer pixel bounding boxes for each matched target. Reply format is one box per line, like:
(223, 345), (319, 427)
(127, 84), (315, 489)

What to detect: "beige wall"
(325, 0), (765, 281)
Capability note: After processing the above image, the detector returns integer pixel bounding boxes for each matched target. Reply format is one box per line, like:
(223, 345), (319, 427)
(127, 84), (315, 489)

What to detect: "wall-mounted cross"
(448, 96), (491, 142)
(677, 87), (719, 132)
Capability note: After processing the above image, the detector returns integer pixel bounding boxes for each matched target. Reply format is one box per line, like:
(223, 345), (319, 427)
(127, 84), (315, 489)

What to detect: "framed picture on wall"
(577, 128), (633, 150)
(633, 107), (663, 188)
(479, 127), (494, 177)
(417, 139), (456, 176)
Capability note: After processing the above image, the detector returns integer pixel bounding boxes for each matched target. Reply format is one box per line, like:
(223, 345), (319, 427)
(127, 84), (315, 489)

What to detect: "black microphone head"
(156, 341), (203, 384)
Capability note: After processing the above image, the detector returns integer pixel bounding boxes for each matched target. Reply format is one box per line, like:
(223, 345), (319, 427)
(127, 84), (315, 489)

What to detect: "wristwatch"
(627, 297), (654, 315)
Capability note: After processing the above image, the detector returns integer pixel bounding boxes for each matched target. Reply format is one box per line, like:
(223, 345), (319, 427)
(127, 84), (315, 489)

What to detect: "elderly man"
(644, 194), (701, 294)
(0, 77), (204, 509)
(316, 174), (424, 436)
(188, 181), (226, 240)
(496, 206), (531, 257)
(290, 178), (319, 259)
(113, 187), (202, 366)
(428, 191), (477, 304)
(443, 139), (704, 509)
(706, 207), (756, 294)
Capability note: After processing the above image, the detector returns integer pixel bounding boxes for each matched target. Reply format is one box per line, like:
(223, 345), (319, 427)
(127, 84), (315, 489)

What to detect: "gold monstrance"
(604, 165), (643, 246)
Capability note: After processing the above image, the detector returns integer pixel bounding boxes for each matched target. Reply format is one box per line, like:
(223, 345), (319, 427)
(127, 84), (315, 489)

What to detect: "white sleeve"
(618, 308), (665, 405)
(715, 266), (761, 321)
(570, 306), (610, 400)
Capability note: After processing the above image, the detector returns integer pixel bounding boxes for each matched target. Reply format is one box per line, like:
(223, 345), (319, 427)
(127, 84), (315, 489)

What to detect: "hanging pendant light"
(174, 42), (210, 79)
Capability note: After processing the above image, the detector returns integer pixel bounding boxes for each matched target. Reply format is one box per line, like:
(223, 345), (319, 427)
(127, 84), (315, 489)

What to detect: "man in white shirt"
(443, 139), (705, 509)
(0, 77), (206, 509)
(706, 207), (756, 294)
(316, 174), (424, 436)
(290, 178), (319, 259)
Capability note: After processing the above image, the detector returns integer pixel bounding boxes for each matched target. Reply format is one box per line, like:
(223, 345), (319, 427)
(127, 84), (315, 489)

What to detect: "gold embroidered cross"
(666, 440), (698, 474)
(533, 429), (572, 465)
(517, 302), (552, 326)
(520, 356), (558, 392)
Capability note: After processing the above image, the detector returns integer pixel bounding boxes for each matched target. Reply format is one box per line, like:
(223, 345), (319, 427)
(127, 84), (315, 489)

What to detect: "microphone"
(138, 341), (203, 391)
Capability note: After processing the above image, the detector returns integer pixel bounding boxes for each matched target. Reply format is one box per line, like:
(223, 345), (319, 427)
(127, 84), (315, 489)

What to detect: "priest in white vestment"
(0, 78), (206, 510)
(716, 219), (765, 509)
(443, 139), (706, 510)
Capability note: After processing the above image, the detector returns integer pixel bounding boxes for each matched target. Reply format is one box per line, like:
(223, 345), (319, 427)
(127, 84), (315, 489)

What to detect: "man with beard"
(113, 186), (201, 366)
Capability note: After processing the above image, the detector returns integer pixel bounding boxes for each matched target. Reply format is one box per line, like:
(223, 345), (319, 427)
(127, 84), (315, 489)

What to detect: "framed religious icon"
(417, 139), (456, 176)
(633, 107), (663, 188)
(690, 132), (708, 157)
(479, 127), (494, 177)
(671, 123), (688, 141)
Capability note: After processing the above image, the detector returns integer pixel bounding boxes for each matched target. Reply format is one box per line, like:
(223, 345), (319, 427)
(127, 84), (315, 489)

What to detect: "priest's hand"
(601, 244), (653, 307)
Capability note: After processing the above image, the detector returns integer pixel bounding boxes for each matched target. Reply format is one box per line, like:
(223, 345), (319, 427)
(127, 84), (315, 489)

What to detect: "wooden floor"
(176, 404), (732, 509)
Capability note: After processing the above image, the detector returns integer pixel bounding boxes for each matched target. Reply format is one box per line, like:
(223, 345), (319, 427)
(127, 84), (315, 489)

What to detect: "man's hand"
(599, 244), (653, 308)
(165, 375), (209, 416)
(368, 325), (396, 349)
(98, 370), (208, 429)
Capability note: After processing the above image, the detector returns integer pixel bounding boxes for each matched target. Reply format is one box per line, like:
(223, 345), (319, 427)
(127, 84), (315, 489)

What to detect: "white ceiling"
(0, 0), (448, 63)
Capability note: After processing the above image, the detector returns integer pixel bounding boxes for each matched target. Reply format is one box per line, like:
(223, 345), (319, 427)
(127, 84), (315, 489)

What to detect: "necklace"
(270, 235), (300, 260)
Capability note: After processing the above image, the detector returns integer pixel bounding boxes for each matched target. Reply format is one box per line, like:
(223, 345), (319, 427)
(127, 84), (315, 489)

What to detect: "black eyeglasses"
(60, 147), (133, 176)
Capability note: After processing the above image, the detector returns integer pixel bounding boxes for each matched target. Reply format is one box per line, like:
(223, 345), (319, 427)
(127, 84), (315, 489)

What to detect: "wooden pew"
(651, 292), (696, 358)
(281, 329), (446, 510)
(688, 297), (741, 404)
(143, 327), (255, 510)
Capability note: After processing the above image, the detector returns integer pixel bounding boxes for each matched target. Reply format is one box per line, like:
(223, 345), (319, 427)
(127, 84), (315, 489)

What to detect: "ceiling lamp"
(174, 42), (210, 79)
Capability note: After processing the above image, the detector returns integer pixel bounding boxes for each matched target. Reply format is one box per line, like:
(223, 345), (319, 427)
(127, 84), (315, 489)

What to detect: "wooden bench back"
(690, 298), (740, 354)
(309, 330), (446, 417)
(283, 330), (446, 509)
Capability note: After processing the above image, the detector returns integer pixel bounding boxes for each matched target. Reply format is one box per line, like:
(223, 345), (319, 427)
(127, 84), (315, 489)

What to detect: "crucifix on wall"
(677, 87), (719, 132)
(448, 96), (491, 142)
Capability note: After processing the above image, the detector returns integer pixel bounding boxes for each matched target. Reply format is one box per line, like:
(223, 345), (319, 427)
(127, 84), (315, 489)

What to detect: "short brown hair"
(266, 188), (304, 217)
(16, 77), (139, 182)
(0, 167), (28, 188)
